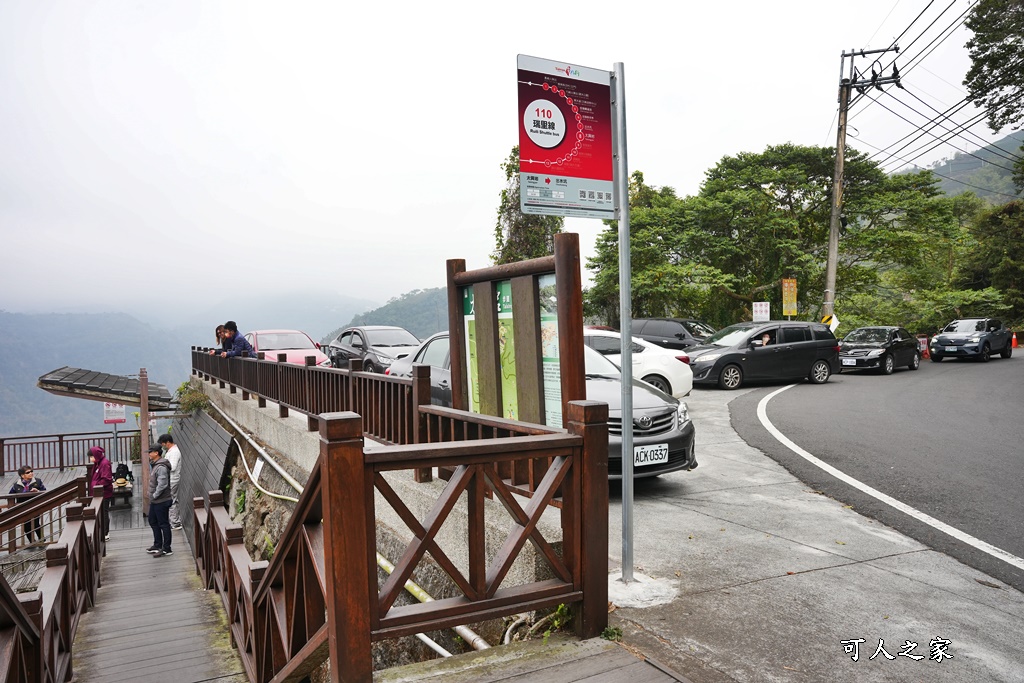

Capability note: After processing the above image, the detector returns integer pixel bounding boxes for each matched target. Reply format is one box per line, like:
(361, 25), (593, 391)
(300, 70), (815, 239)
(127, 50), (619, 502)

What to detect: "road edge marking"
(757, 384), (1024, 572)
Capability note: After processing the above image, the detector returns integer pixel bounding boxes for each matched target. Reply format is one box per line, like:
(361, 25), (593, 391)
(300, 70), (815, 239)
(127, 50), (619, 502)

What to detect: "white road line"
(757, 384), (1024, 572)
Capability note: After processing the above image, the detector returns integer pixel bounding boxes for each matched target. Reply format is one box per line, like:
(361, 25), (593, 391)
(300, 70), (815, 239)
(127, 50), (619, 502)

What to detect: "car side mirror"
(751, 339), (763, 347)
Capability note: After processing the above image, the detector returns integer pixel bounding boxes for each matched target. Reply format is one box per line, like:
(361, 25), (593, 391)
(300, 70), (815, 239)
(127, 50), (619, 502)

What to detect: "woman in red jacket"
(89, 446), (114, 541)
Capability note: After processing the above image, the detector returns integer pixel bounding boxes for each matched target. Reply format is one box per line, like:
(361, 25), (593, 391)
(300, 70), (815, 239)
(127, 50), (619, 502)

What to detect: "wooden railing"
(1, 478), (95, 556)
(1, 430), (141, 475)
(0, 482), (105, 683)
(194, 404), (608, 683)
(193, 350), (570, 496)
(193, 348), (420, 445)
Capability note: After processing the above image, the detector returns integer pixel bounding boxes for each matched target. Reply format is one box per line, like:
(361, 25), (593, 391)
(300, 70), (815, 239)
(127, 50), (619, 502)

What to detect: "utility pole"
(823, 47), (901, 318)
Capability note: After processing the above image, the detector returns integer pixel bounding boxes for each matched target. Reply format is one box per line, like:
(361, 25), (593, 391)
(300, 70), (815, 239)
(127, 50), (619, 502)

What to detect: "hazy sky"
(0, 1), (1010, 323)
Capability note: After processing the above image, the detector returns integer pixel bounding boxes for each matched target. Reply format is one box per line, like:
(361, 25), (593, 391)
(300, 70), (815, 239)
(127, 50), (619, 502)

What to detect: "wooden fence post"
(411, 364), (432, 482)
(566, 400), (609, 639)
(319, 412), (372, 683)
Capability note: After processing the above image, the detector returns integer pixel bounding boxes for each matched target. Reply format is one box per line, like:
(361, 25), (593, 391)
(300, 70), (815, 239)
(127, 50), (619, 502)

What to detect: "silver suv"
(929, 318), (1012, 362)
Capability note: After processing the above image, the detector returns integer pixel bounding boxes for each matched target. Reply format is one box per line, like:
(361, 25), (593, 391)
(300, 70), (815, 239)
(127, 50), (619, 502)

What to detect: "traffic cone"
(1013, 332), (1018, 348)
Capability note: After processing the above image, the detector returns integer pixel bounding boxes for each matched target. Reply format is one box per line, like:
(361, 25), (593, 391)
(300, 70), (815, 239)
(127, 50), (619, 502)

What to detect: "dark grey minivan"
(687, 321), (841, 389)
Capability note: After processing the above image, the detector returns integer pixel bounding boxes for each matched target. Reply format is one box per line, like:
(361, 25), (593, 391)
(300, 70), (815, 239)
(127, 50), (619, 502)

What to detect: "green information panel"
(537, 273), (561, 427)
(462, 287), (480, 413)
(496, 280), (518, 420)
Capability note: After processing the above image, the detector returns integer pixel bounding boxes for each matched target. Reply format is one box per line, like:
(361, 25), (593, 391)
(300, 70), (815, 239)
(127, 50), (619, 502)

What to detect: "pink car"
(244, 330), (332, 366)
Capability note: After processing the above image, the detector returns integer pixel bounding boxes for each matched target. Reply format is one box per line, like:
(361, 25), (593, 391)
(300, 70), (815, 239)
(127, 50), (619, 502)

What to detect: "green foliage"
(264, 537), (275, 562)
(965, 1), (1024, 193)
(584, 145), (1024, 334)
(957, 200), (1024, 326)
(235, 488), (246, 515)
(175, 379), (211, 414)
(601, 626), (623, 642)
(541, 603), (571, 644)
(965, 0), (1024, 132)
(587, 145), (953, 329)
(492, 146), (564, 265)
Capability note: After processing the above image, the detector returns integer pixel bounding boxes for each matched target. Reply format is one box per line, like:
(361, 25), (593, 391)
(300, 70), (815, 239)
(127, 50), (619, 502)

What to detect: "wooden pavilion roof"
(36, 366), (174, 410)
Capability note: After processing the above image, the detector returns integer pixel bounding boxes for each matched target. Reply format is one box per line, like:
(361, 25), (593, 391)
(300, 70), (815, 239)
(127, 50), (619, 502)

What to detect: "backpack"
(114, 462), (133, 482)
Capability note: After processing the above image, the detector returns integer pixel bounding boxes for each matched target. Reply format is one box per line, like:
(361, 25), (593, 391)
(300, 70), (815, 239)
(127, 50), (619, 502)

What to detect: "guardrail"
(194, 406), (608, 683)
(1, 430), (141, 475)
(0, 478), (105, 683)
(192, 350), (572, 498)
(1, 478), (94, 556)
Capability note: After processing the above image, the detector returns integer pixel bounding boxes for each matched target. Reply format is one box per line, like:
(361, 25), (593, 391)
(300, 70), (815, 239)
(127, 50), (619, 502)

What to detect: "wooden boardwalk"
(71, 526), (247, 683)
(376, 634), (689, 683)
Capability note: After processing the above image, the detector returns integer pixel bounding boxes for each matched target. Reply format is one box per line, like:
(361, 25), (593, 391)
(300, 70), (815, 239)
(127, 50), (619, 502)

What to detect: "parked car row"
(386, 331), (697, 480)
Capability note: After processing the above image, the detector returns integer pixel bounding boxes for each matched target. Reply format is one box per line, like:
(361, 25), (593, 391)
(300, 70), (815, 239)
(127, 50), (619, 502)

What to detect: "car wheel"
(980, 343), (991, 363)
(363, 361), (376, 373)
(641, 374), (672, 394)
(908, 352), (920, 371)
(808, 360), (831, 384)
(930, 354), (942, 362)
(718, 364), (743, 390)
(1000, 342), (1012, 359)
(881, 354), (894, 375)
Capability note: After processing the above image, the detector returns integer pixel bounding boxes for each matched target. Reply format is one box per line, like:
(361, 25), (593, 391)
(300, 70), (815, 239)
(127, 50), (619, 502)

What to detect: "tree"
(958, 200), (1024, 324)
(964, 0), (1024, 131)
(964, 0), (1024, 191)
(585, 144), (961, 330)
(492, 146), (563, 265)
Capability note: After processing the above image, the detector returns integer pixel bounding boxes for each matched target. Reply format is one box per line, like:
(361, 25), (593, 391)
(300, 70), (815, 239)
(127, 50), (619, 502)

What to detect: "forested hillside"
(321, 288), (447, 343)
(923, 131), (1024, 201)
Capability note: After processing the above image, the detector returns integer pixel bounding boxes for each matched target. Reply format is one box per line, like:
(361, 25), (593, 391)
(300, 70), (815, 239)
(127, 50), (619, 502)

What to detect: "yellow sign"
(782, 278), (797, 316)
(821, 314), (833, 325)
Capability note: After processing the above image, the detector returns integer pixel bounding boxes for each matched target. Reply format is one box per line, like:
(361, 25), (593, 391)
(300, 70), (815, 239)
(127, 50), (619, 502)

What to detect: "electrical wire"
(853, 136), (1023, 199)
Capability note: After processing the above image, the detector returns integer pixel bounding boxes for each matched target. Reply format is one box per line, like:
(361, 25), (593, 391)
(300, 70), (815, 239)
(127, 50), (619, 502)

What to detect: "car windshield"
(584, 346), (621, 377)
(943, 320), (985, 333)
(366, 328), (420, 346)
(257, 332), (316, 350)
(844, 328), (889, 344)
(702, 324), (755, 347)
(683, 321), (716, 337)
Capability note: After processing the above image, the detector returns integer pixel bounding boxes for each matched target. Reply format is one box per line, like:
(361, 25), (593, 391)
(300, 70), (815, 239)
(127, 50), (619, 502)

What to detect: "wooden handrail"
(0, 492), (105, 683)
(1, 430), (141, 475)
(193, 403), (608, 683)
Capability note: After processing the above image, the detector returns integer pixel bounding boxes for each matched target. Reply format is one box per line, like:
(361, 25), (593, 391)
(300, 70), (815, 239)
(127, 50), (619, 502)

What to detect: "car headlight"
(694, 353), (721, 363)
(968, 336), (980, 343)
(377, 356), (393, 366)
(676, 402), (689, 425)
(318, 358), (332, 367)
(866, 349), (884, 357)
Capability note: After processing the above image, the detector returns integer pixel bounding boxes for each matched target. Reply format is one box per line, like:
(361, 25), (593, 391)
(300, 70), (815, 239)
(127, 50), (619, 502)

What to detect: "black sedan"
(839, 326), (921, 374)
(327, 325), (421, 373)
(387, 332), (697, 479)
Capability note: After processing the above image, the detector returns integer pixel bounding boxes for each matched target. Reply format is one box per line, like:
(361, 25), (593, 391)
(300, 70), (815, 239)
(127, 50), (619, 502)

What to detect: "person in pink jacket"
(89, 446), (114, 541)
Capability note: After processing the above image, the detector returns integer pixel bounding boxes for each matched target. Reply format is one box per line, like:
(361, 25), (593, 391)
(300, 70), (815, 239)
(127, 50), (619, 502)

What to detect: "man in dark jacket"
(146, 444), (173, 557)
(217, 320), (256, 359)
(9, 466), (46, 542)
(88, 446), (114, 541)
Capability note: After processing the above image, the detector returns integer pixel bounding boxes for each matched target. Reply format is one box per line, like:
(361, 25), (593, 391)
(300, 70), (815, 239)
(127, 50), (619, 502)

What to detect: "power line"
(866, 93), (1014, 171)
(867, 89), (1024, 172)
(850, 0), (969, 118)
(901, 89), (1023, 162)
(854, 136), (1023, 199)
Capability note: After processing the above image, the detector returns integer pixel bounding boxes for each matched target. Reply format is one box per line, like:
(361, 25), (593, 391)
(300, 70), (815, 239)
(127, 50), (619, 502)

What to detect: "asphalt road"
(725, 351), (1024, 592)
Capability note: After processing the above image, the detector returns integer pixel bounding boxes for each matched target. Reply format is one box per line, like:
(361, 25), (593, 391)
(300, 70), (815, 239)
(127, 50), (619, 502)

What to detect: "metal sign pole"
(611, 61), (634, 583)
